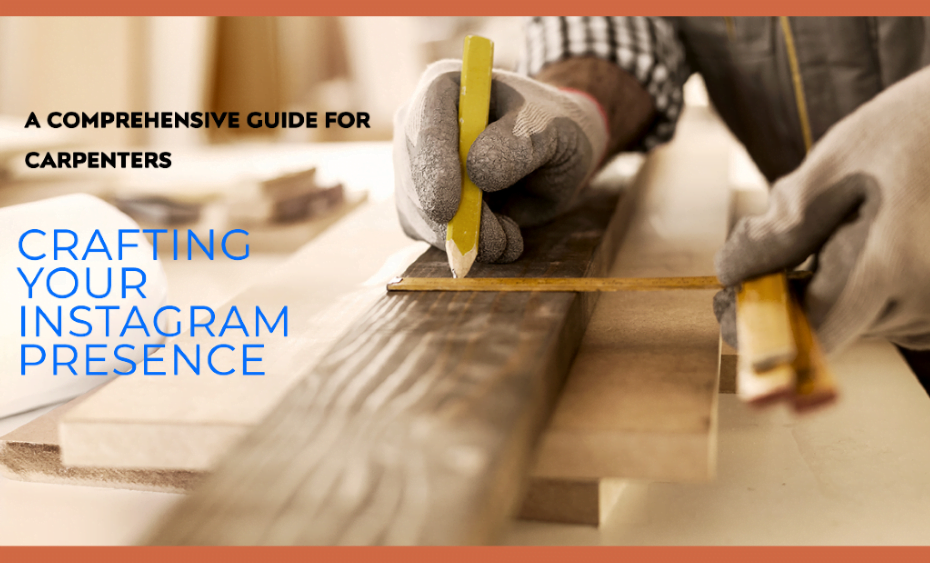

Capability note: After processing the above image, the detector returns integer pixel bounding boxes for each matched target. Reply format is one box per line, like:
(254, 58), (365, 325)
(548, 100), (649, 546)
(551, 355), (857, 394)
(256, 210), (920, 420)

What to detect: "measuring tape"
(387, 272), (812, 293)
(387, 276), (722, 292)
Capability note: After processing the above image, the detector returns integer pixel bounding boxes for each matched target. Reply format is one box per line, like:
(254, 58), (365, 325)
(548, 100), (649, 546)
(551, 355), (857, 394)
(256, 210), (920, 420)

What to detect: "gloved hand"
(393, 60), (608, 263)
(715, 66), (930, 353)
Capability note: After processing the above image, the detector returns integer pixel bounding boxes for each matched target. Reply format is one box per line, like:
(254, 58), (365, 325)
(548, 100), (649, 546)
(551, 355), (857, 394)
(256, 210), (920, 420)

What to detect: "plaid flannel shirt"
(519, 16), (689, 151)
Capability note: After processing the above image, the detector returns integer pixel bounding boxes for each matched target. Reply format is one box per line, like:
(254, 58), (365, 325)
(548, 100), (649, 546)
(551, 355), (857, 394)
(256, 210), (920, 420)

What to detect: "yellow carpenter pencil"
(445, 35), (494, 278)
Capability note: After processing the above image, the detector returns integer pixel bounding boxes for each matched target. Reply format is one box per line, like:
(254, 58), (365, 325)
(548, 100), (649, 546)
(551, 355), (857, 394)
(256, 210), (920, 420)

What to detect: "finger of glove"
(395, 191), (523, 264)
(466, 109), (555, 192)
(476, 202), (524, 264)
(407, 71), (463, 224)
(483, 117), (595, 227)
(468, 113), (594, 225)
(715, 173), (875, 287)
(713, 287), (739, 349)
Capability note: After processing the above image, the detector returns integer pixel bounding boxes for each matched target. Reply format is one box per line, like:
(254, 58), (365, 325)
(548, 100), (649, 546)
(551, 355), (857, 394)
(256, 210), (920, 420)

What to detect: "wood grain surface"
(60, 199), (425, 471)
(528, 115), (732, 485)
(146, 186), (639, 545)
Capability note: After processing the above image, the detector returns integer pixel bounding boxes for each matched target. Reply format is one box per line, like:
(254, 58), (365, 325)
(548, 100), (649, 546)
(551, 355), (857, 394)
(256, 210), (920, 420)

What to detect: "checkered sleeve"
(519, 16), (689, 151)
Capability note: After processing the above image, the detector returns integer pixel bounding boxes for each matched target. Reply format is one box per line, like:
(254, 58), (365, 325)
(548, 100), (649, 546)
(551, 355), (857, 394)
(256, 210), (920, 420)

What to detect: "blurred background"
(0, 17), (536, 237)
(0, 17), (524, 148)
(0, 16), (733, 259)
(0, 17), (528, 254)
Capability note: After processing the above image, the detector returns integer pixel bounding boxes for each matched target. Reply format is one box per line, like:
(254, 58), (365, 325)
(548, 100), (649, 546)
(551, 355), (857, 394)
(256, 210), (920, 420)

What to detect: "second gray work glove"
(715, 66), (930, 354)
(393, 60), (608, 263)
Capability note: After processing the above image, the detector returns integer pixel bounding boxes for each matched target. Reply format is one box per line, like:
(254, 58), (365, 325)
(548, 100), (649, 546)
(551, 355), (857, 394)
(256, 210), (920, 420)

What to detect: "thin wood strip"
(389, 272), (812, 294)
(788, 293), (838, 411)
(736, 273), (797, 403)
(735, 273), (838, 408)
(0, 390), (204, 493)
(387, 276), (722, 292)
(736, 273), (797, 373)
(145, 186), (640, 545)
(737, 360), (795, 405)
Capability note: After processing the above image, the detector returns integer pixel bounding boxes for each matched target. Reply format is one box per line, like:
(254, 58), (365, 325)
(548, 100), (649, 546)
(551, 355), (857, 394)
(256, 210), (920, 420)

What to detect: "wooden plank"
(57, 161), (641, 475)
(527, 107), (731, 486)
(145, 184), (639, 545)
(719, 339), (738, 394)
(518, 478), (626, 527)
(2, 395), (619, 529)
(0, 390), (202, 493)
(59, 199), (427, 470)
(529, 289), (721, 483)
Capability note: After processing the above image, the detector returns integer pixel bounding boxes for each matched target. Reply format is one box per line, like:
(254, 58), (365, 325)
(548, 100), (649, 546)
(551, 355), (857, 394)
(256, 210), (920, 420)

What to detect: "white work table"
(3, 113), (930, 545)
(3, 337), (928, 545)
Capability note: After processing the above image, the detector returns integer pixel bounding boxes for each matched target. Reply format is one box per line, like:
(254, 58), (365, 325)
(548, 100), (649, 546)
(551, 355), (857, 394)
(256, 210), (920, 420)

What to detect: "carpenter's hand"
(715, 66), (930, 353)
(393, 60), (608, 263)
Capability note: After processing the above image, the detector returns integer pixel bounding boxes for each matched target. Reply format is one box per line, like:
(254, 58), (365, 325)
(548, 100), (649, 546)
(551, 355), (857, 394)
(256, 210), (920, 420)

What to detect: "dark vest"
(668, 17), (930, 182)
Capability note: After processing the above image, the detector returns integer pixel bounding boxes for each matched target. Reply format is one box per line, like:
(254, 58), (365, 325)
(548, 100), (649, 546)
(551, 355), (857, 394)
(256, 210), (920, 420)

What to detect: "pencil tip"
(446, 240), (477, 278)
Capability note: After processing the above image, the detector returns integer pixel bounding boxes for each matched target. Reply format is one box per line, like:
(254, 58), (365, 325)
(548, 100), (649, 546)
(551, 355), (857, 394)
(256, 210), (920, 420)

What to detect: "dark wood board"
(146, 185), (638, 545)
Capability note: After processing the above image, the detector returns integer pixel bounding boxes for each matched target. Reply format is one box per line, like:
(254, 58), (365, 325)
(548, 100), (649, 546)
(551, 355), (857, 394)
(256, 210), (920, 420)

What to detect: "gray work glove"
(393, 60), (608, 263)
(715, 66), (930, 354)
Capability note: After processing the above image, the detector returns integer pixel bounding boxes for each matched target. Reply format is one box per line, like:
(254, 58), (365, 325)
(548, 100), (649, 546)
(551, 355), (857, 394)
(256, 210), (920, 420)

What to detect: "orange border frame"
(1, 1), (929, 16)
(5, 546), (930, 561)
(1, 3), (929, 557)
